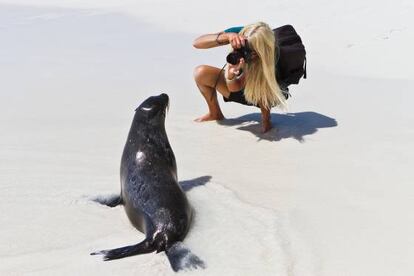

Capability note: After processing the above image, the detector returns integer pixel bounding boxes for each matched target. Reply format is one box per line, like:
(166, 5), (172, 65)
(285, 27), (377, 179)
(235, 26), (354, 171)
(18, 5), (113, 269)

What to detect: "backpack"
(273, 25), (307, 89)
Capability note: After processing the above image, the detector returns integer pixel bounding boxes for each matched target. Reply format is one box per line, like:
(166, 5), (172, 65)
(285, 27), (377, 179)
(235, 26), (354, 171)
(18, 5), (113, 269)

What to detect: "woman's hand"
(225, 57), (246, 92)
(227, 33), (247, 49)
(227, 58), (245, 80)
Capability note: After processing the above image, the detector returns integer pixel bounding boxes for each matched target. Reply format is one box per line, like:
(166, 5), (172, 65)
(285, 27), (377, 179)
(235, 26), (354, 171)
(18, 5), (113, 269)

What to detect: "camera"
(226, 40), (252, 65)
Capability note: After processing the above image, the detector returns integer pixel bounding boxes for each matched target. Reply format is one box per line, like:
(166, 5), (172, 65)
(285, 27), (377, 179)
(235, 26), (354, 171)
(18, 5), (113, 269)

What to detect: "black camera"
(226, 40), (252, 65)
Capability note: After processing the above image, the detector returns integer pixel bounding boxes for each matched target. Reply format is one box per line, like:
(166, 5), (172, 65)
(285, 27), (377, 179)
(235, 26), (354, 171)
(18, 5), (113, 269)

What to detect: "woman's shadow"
(217, 112), (337, 142)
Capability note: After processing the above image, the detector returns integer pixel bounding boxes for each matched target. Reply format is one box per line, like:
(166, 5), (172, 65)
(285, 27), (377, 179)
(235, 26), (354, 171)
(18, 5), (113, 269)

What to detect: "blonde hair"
(239, 22), (286, 110)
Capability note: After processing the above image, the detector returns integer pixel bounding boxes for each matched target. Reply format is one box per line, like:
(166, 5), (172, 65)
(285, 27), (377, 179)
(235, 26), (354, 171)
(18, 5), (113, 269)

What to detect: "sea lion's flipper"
(179, 176), (211, 192)
(165, 242), (205, 272)
(92, 194), (123, 207)
(91, 239), (155, 261)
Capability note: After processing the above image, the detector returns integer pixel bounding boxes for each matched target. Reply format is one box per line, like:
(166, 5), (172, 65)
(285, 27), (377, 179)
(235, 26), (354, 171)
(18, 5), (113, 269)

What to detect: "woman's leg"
(193, 65), (230, 122)
(260, 105), (272, 133)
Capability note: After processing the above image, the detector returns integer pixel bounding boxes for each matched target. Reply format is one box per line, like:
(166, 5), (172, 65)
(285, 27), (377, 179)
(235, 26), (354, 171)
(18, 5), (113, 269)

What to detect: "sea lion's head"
(134, 93), (169, 125)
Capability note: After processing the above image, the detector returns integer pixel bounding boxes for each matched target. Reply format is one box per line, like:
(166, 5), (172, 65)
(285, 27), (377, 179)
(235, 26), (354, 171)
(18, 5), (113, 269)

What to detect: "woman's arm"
(192, 32), (227, 49)
(193, 32), (246, 49)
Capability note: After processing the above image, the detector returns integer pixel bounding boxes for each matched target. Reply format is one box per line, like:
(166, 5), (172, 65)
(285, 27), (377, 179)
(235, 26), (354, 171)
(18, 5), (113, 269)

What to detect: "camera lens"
(226, 51), (242, 65)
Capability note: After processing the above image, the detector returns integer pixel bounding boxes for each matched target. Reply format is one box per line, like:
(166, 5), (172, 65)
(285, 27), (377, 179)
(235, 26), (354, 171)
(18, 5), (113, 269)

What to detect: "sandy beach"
(1, 1), (413, 275)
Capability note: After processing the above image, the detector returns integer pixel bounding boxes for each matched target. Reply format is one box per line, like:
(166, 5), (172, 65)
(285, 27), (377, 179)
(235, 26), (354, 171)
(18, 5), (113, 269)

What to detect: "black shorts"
(223, 88), (290, 107)
(223, 90), (256, 106)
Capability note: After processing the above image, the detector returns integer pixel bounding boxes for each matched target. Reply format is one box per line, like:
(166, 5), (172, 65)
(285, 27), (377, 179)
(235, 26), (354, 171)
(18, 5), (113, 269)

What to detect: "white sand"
(0, 1), (413, 275)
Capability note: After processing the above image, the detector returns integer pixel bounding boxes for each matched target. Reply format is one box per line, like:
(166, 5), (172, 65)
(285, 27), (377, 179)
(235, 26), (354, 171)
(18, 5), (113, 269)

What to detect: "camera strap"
(213, 63), (227, 90)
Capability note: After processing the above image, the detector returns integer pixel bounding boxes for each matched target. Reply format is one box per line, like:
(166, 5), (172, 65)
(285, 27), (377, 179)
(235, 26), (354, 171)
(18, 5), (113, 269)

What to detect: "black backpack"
(273, 25), (307, 89)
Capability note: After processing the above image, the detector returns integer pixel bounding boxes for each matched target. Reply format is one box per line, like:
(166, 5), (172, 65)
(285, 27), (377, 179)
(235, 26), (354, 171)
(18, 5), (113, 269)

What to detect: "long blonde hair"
(239, 22), (286, 110)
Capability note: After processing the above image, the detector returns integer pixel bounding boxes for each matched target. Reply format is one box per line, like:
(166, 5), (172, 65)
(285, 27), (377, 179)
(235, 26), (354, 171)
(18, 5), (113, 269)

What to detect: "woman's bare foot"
(262, 121), (272, 133)
(259, 104), (272, 133)
(262, 118), (272, 133)
(194, 113), (224, 122)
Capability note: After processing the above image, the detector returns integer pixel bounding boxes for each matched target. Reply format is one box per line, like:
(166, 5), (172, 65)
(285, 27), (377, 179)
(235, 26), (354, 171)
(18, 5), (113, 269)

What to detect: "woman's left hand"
(227, 58), (245, 79)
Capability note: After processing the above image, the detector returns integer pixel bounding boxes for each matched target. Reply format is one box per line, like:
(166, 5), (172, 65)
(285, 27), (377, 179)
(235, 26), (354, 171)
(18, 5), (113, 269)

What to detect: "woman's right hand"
(226, 33), (247, 49)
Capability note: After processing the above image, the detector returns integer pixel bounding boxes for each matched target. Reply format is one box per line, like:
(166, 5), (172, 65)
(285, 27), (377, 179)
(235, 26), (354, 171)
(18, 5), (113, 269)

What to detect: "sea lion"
(91, 93), (204, 272)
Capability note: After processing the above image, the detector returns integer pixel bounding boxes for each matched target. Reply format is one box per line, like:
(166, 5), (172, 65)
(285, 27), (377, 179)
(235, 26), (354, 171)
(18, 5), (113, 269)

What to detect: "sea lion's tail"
(165, 242), (205, 272)
(91, 239), (155, 261)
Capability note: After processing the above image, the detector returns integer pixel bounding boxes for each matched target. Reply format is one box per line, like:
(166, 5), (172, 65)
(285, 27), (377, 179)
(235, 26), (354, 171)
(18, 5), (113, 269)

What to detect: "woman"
(193, 22), (287, 133)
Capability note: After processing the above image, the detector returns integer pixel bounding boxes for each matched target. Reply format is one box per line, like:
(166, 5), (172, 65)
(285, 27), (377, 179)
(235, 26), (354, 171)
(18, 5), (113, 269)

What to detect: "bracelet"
(215, 32), (224, 45)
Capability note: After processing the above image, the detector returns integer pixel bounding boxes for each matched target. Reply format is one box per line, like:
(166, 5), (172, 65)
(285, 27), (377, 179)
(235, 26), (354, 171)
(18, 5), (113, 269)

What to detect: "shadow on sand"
(217, 111), (337, 142)
(90, 176), (212, 206)
(179, 176), (212, 192)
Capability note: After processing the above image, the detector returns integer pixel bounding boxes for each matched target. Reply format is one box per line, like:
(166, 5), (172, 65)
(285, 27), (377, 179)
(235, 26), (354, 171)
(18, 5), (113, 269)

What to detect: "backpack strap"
(275, 45), (281, 65)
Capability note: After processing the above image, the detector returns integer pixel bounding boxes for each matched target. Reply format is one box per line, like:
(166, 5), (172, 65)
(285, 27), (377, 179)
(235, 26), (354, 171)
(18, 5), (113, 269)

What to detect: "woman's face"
(245, 36), (260, 63)
(249, 51), (258, 61)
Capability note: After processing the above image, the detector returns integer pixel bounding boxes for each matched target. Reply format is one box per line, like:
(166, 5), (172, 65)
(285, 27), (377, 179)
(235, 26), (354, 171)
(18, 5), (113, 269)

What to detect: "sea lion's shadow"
(217, 111), (338, 142)
(179, 176), (211, 192)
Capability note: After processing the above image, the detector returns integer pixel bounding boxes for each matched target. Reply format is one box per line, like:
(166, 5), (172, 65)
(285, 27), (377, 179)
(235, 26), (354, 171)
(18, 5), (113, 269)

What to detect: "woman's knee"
(193, 65), (209, 83)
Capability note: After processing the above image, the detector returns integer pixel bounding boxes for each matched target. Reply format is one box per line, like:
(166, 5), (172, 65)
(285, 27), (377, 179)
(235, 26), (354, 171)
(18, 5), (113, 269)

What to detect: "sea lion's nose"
(160, 93), (169, 100)
(159, 93), (169, 105)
